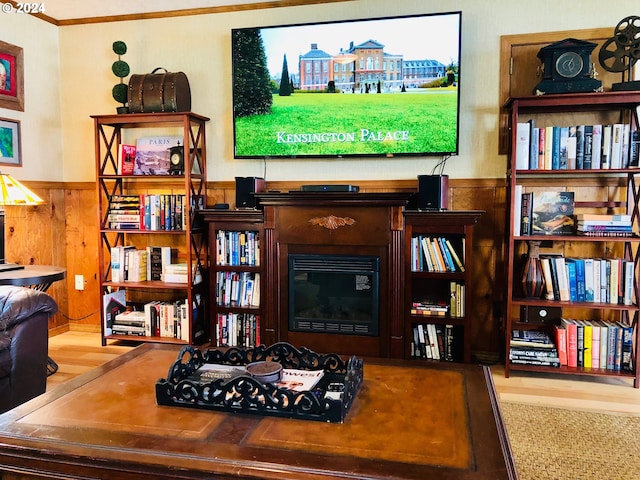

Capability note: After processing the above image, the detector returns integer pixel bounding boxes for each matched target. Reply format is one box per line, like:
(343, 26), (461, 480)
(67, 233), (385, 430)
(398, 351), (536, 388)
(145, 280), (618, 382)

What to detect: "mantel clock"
(534, 38), (603, 94)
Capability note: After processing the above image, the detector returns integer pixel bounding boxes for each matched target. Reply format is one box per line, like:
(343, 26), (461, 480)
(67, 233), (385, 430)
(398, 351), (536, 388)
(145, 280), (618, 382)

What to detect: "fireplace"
(288, 254), (379, 336)
(255, 191), (410, 358)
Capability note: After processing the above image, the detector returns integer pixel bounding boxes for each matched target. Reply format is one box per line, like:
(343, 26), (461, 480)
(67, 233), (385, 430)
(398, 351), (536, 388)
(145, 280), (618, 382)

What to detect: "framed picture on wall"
(0, 118), (22, 166)
(0, 40), (24, 111)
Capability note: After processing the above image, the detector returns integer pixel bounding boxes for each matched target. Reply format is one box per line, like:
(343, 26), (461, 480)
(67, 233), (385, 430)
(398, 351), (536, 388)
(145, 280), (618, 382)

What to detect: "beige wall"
(0, 14), (62, 181)
(0, 0), (637, 183)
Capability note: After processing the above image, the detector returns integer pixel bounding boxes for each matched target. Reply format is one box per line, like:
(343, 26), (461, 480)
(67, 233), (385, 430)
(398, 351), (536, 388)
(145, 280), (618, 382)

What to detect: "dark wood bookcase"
(198, 209), (265, 349)
(504, 91), (640, 387)
(403, 210), (483, 363)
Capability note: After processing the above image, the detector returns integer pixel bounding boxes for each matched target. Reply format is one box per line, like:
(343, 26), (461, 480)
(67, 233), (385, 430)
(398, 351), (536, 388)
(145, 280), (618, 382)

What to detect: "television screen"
(231, 11), (461, 159)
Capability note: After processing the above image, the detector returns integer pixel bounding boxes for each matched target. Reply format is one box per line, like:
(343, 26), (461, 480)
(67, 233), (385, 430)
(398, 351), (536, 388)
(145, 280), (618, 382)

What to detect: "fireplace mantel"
(254, 192), (411, 358)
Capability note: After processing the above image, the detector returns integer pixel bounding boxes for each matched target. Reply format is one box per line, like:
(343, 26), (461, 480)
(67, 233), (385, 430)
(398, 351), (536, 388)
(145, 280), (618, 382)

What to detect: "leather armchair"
(0, 286), (58, 413)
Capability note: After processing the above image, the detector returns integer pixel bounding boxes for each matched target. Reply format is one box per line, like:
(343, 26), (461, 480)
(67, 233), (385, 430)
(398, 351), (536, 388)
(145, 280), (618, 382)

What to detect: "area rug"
(500, 402), (640, 480)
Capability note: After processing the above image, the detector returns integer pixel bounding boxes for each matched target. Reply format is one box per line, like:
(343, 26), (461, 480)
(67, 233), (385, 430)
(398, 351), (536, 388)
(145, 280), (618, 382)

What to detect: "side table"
(0, 265), (66, 374)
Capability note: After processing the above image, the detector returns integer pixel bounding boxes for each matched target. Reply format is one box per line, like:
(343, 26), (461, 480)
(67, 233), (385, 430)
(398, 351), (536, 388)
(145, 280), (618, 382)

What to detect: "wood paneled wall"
(10, 178), (509, 358)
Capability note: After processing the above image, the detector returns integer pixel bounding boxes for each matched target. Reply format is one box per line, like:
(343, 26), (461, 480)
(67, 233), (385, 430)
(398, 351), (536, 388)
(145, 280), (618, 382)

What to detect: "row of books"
(536, 255), (634, 306)
(215, 271), (260, 307)
(110, 245), (200, 284)
(107, 194), (187, 231)
(107, 299), (191, 342)
(410, 323), (462, 362)
(215, 230), (260, 266)
(515, 121), (640, 171)
(213, 313), (261, 348)
(555, 319), (633, 371)
(410, 235), (465, 273)
(509, 330), (560, 367)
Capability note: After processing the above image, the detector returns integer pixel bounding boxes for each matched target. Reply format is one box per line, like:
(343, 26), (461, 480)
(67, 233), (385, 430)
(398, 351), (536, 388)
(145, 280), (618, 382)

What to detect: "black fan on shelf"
(598, 15), (640, 91)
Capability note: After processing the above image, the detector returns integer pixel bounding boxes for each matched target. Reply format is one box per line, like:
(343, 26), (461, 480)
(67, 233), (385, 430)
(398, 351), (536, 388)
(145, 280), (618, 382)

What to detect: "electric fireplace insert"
(289, 254), (380, 336)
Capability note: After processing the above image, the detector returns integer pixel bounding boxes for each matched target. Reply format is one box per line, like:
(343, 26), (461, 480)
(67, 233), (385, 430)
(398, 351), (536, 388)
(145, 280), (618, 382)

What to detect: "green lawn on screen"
(234, 89), (458, 157)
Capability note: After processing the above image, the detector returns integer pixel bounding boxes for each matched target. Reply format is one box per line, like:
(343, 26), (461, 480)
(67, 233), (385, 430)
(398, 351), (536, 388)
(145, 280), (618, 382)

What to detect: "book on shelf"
(575, 125), (585, 169)
(520, 191), (533, 236)
(589, 320), (600, 369)
(146, 246), (172, 281)
(529, 121), (539, 170)
(117, 144), (136, 175)
(566, 126), (577, 169)
(133, 136), (182, 175)
(553, 323), (568, 366)
(560, 318), (578, 368)
(619, 322), (634, 371)
(510, 329), (554, 348)
(515, 122), (531, 170)
(591, 124), (602, 169)
(583, 125), (593, 170)
(531, 191), (574, 235)
(582, 320), (593, 368)
(575, 213), (631, 222)
(630, 130), (640, 168)
(102, 290), (126, 336)
(610, 123), (624, 169)
(538, 127), (547, 170)
(509, 357), (560, 367)
(513, 184), (523, 236)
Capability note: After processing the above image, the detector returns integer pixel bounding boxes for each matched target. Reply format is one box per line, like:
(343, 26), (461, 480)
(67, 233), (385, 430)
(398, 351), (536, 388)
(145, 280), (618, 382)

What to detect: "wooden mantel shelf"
(255, 191), (412, 207)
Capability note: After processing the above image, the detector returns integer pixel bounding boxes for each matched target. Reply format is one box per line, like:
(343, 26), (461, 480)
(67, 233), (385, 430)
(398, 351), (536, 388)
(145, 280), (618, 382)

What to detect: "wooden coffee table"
(0, 344), (516, 480)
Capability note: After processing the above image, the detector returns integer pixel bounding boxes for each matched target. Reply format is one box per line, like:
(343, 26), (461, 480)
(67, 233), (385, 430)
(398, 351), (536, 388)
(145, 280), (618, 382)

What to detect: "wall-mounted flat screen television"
(231, 11), (461, 159)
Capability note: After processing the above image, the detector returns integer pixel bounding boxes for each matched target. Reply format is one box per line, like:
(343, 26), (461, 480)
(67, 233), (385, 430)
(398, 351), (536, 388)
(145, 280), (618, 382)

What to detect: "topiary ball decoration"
(112, 41), (127, 56)
(112, 83), (128, 104)
(112, 60), (130, 78)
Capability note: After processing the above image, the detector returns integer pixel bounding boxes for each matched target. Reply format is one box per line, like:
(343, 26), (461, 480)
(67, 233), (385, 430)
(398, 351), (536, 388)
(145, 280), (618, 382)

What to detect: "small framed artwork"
(0, 40), (24, 111)
(0, 118), (22, 166)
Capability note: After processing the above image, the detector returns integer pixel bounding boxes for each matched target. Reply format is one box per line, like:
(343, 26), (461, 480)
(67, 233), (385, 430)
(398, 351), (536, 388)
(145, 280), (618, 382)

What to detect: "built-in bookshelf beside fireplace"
(201, 193), (482, 360)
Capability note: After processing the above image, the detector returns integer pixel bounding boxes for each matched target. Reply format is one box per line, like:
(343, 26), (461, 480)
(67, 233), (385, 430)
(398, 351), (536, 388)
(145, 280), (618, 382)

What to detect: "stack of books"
(509, 330), (560, 367)
(575, 214), (634, 237)
(107, 195), (140, 230)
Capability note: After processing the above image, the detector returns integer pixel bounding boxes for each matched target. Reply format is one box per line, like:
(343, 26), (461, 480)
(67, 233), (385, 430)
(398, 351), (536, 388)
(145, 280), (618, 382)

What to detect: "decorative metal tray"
(155, 342), (364, 423)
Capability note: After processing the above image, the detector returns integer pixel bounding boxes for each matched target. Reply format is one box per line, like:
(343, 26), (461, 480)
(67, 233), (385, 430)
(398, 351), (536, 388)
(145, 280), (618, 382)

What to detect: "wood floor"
(47, 331), (640, 414)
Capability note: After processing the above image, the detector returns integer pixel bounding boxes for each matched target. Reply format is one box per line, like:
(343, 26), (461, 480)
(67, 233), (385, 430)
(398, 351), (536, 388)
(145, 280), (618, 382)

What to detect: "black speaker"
(415, 175), (449, 210)
(235, 177), (266, 209)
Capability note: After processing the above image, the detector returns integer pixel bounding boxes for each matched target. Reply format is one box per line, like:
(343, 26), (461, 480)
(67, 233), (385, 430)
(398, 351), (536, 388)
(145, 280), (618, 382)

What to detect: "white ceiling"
(21, 0), (277, 21)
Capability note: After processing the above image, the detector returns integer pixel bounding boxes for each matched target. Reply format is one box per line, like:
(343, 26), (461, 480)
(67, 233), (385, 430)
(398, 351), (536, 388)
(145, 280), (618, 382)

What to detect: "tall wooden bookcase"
(94, 112), (209, 346)
(504, 91), (640, 387)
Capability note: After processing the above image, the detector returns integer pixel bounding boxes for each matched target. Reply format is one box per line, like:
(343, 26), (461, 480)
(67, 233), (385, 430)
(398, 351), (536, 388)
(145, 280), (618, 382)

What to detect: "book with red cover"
(561, 318), (578, 367)
(118, 144), (136, 175)
(554, 323), (568, 366)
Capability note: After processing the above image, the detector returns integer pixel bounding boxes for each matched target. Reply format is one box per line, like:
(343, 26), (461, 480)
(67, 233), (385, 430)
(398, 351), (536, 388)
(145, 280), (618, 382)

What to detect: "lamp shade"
(0, 173), (44, 206)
